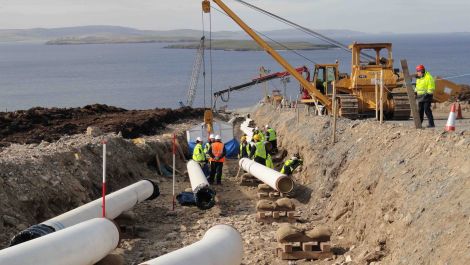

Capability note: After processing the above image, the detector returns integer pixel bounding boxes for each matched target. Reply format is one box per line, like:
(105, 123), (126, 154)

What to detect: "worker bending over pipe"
(239, 158), (294, 193)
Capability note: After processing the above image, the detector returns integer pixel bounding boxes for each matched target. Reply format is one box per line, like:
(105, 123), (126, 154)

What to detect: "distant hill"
(0, 25), (368, 44)
(165, 40), (335, 51)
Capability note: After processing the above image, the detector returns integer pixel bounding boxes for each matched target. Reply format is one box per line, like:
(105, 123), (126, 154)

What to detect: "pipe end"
(144, 179), (160, 200)
(9, 224), (56, 246)
(194, 185), (216, 210)
(277, 176), (295, 194)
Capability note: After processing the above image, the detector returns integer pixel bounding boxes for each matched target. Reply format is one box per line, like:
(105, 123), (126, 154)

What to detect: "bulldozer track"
(337, 94), (359, 119)
(391, 92), (411, 120)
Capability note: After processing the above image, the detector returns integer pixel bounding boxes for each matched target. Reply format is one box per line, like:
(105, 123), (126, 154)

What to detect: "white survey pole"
(10, 180), (159, 245)
(187, 160), (215, 210)
(139, 225), (243, 265)
(102, 139), (107, 217)
(0, 218), (119, 265)
(239, 158), (294, 193)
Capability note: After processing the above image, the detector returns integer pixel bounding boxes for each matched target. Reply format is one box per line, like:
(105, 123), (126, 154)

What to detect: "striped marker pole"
(172, 133), (176, 211)
(102, 139), (107, 217)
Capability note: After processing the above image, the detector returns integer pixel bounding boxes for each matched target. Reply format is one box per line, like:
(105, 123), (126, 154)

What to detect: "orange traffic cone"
(457, 102), (463, 119)
(445, 104), (457, 132)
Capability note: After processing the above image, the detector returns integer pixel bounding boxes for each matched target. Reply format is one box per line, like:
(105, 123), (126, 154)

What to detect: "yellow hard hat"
(253, 134), (260, 141)
(241, 136), (246, 141)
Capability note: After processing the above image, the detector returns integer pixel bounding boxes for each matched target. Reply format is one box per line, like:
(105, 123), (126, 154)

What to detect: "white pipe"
(139, 224), (243, 265)
(240, 118), (254, 141)
(239, 158), (294, 193)
(187, 160), (215, 210)
(0, 218), (119, 265)
(11, 180), (159, 245)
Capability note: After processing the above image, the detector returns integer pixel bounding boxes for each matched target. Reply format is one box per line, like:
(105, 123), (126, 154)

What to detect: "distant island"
(46, 35), (198, 45)
(164, 40), (335, 51)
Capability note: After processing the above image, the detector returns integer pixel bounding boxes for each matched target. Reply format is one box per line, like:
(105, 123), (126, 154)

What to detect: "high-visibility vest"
(266, 154), (273, 169)
(281, 159), (294, 174)
(204, 142), (211, 158)
(415, 72), (435, 95)
(267, 128), (277, 141)
(254, 141), (266, 159)
(210, 142), (225, 162)
(192, 143), (205, 162)
(239, 142), (250, 158)
(257, 132), (265, 141)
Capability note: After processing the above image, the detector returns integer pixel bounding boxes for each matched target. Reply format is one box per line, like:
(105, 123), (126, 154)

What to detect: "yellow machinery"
(203, 0), (463, 120)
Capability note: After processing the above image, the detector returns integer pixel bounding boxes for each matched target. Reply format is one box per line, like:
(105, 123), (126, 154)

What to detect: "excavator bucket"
(434, 78), (462, 103)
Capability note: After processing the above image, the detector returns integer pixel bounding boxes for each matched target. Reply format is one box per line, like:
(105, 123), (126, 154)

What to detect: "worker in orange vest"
(208, 135), (226, 185)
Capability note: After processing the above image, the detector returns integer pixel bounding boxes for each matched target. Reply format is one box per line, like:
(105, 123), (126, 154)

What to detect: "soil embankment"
(252, 104), (470, 264)
(0, 104), (204, 146)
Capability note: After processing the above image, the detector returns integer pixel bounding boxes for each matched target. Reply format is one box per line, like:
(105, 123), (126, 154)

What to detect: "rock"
(2, 215), (18, 227)
(403, 213), (413, 226)
(345, 255), (352, 263)
(86, 126), (103, 137)
(333, 207), (349, 221)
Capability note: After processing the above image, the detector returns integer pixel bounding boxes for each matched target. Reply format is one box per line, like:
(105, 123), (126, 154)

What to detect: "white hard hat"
(255, 127), (259, 130)
(196, 137), (202, 142)
(215, 135), (221, 140)
(209, 134), (215, 139)
(265, 125), (269, 128)
(292, 156), (298, 161)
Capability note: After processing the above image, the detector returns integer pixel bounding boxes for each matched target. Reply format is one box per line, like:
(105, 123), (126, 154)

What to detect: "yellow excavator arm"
(203, 0), (332, 111)
(433, 78), (463, 103)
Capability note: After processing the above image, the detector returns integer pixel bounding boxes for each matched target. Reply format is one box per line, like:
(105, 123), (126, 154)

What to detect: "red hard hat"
(416, 64), (425, 71)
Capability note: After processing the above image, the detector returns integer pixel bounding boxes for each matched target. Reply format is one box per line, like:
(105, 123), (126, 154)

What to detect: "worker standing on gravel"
(238, 135), (250, 159)
(192, 137), (209, 176)
(264, 125), (277, 153)
(281, 155), (303, 176)
(415, 64), (436, 128)
(204, 134), (215, 160)
(208, 135), (226, 185)
(250, 134), (267, 166)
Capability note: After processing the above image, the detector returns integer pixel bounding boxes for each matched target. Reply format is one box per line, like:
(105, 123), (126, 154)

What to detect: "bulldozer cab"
(349, 43), (398, 89)
(312, 63), (339, 96)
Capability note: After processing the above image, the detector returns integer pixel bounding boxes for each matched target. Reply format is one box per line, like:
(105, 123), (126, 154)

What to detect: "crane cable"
(201, 10), (207, 108)
(209, 9), (214, 109)
(232, 0), (375, 61)
(211, 5), (318, 65)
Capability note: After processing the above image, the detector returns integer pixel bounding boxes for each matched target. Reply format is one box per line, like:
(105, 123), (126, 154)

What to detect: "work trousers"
(209, 161), (223, 184)
(418, 95), (435, 127)
(269, 140), (278, 153)
(254, 156), (266, 166)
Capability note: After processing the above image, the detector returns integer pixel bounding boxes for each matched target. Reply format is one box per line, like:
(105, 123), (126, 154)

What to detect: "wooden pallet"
(256, 210), (296, 223)
(276, 241), (332, 260)
(257, 191), (287, 199)
(240, 175), (262, 186)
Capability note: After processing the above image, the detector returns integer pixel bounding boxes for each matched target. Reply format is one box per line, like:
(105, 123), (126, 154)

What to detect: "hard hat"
(265, 125), (269, 129)
(415, 64), (425, 71)
(209, 134), (215, 139)
(196, 137), (202, 142)
(255, 127), (259, 130)
(241, 136), (246, 141)
(292, 156), (298, 161)
(253, 134), (260, 141)
(215, 135), (221, 140)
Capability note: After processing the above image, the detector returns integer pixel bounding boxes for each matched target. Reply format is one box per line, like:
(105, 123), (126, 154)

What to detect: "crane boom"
(205, 0), (332, 111)
(183, 36), (205, 107)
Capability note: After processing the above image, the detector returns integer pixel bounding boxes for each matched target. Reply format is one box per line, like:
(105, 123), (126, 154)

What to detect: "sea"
(0, 34), (469, 111)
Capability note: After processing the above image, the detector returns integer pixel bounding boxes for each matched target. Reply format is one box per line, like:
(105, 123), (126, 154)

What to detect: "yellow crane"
(202, 0), (333, 112)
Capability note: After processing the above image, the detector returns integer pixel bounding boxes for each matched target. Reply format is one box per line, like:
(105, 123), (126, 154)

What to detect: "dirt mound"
(0, 104), (204, 146)
(459, 84), (470, 102)
(253, 105), (470, 265)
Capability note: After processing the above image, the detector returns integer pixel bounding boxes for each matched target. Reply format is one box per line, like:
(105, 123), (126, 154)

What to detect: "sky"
(0, 0), (469, 33)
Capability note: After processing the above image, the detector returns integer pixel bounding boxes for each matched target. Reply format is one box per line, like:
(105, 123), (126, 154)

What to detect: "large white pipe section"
(187, 160), (216, 210)
(240, 118), (254, 141)
(11, 179), (159, 245)
(239, 158), (294, 193)
(139, 225), (243, 265)
(0, 218), (119, 265)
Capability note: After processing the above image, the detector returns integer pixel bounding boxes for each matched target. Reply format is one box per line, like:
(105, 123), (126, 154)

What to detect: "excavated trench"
(1, 104), (469, 265)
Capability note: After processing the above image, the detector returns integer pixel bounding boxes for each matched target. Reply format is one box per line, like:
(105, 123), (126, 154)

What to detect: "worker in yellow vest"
(238, 135), (250, 159)
(208, 135), (226, 185)
(415, 64), (435, 128)
(264, 125), (277, 153)
(250, 134), (266, 166)
(204, 134), (215, 160)
(192, 137), (209, 176)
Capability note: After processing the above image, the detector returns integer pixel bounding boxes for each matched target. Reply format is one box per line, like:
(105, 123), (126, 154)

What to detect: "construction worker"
(264, 125), (277, 153)
(266, 153), (274, 169)
(192, 137), (209, 176)
(204, 134), (215, 159)
(238, 135), (250, 159)
(253, 127), (265, 142)
(250, 134), (266, 165)
(208, 135), (226, 185)
(415, 64), (436, 128)
(281, 155), (303, 176)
